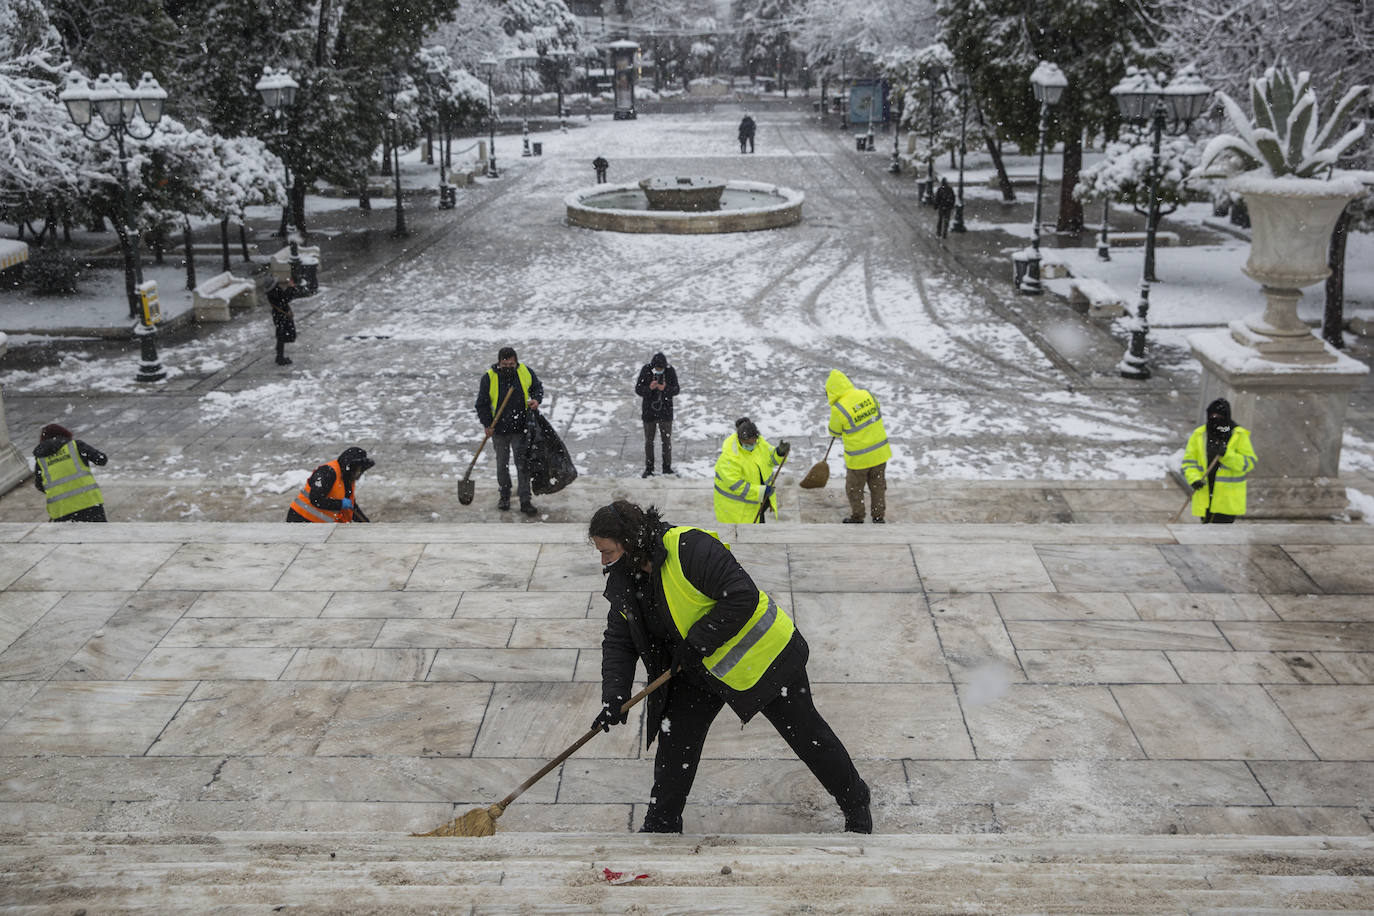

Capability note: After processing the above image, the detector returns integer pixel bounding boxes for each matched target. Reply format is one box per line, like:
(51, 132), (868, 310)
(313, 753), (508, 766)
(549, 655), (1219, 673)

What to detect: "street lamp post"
(920, 62), (946, 205)
(380, 73), (408, 238)
(888, 88), (903, 174)
(425, 68), (455, 208)
(508, 50), (540, 156)
(1097, 197), (1112, 260)
(1019, 61), (1068, 295)
(254, 66), (302, 284)
(479, 58), (499, 178)
(951, 68), (970, 233)
(550, 49), (574, 133)
(1112, 66), (1212, 379)
(60, 70), (168, 382)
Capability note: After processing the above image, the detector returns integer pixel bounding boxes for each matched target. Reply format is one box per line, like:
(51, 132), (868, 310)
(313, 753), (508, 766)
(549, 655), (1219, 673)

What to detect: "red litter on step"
(602, 867), (650, 885)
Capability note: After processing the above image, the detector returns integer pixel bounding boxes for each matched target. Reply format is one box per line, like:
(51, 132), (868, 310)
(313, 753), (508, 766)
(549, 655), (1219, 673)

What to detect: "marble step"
(4, 831), (1372, 913)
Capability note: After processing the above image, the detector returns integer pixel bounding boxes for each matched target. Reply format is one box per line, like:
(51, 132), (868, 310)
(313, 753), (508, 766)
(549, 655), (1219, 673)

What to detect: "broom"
(415, 669), (673, 837)
(1170, 455), (1220, 523)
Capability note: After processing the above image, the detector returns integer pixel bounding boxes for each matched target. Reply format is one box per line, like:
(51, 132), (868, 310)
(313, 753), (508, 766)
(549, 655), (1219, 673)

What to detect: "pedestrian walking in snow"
(475, 346), (545, 515)
(713, 417), (789, 523)
(635, 352), (680, 477)
(267, 276), (303, 365)
(825, 370), (892, 523)
(593, 155), (609, 183)
(286, 446), (374, 523)
(589, 499), (871, 834)
(1181, 398), (1257, 524)
(738, 114), (756, 153)
(933, 177), (956, 240)
(32, 423), (108, 522)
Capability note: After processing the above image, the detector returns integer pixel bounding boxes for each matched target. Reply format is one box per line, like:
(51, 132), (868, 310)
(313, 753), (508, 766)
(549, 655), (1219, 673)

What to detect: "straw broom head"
(413, 802), (505, 838)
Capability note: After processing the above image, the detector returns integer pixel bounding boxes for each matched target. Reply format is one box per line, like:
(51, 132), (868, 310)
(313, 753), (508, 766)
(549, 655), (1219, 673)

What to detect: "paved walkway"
(4, 106), (1370, 523)
(2, 520), (1371, 838)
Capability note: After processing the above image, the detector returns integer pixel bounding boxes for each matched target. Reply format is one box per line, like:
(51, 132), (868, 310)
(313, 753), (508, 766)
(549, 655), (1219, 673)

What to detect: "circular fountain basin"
(566, 180), (804, 234)
(638, 176), (727, 211)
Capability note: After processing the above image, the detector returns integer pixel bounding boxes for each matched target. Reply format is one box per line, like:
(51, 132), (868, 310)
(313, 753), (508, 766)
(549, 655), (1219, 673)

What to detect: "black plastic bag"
(524, 411), (578, 495)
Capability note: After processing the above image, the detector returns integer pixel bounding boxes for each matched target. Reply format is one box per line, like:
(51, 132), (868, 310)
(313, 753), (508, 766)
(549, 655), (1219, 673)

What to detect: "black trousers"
(641, 667), (864, 832)
(643, 420), (672, 471)
(1203, 511), (1235, 524)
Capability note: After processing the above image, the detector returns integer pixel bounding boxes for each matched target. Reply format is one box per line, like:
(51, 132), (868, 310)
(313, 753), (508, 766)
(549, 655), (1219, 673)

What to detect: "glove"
(775, 440), (791, 458)
(1190, 480), (1205, 491)
(763, 485), (775, 502)
(672, 639), (702, 675)
(341, 497), (354, 509)
(592, 696), (627, 732)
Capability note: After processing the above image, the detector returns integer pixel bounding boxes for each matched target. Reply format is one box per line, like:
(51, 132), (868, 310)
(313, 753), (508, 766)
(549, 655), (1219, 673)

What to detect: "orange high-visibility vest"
(289, 460), (354, 523)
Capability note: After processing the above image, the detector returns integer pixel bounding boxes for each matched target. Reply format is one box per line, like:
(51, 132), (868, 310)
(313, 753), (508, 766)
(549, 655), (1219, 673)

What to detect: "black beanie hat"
(735, 417), (759, 440)
(337, 446), (375, 477)
(651, 352), (667, 369)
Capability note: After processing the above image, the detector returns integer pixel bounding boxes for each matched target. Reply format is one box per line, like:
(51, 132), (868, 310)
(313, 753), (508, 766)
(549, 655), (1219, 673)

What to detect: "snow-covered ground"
(2, 109), (1371, 500)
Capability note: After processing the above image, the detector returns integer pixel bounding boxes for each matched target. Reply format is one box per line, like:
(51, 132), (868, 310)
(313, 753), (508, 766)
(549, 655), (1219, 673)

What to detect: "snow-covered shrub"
(26, 246), (80, 294)
(1075, 129), (1202, 211)
(1196, 62), (1368, 179)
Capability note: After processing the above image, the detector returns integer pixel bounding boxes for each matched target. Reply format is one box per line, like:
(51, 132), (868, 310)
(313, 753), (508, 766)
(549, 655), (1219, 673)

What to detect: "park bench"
(192, 271), (257, 323)
(269, 244), (321, 292)
(1068, 277), (1126, 318)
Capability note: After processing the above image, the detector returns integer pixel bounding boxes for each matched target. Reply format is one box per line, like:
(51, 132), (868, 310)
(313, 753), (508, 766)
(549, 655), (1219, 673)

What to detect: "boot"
(840, 780), (872, 834)
(639, 807), (683, 834)
(842, 516), (864, 524)
(520, 501), (539, 516)
(661, 466), (678, 476)
(498, 490), (511, 511)
(642, 467), (654, 478)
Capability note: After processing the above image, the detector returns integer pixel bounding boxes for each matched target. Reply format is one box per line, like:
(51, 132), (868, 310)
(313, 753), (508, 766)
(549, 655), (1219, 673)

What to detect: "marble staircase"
(4, 830), (1373, 913)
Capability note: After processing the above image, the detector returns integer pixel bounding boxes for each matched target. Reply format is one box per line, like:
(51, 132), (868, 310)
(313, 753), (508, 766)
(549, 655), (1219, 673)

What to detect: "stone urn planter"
(1228, 172), (1366, 362)
(638, 176), (727, 212)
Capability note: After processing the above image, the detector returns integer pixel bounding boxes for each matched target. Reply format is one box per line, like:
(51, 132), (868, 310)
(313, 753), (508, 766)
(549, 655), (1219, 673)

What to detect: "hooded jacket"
(1182, 400), (1256, 517)
(287, 447), (374, 522)
(825, 370), (893, 470)
(634, 353), (680, 422)
(599, 523), (808, 748)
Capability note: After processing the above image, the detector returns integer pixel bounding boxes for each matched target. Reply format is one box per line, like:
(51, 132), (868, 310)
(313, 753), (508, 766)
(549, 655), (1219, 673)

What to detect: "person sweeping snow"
(825, 370), (892, 524)
(588, 499), (871, 834)
(1181, 398), (1257, 524)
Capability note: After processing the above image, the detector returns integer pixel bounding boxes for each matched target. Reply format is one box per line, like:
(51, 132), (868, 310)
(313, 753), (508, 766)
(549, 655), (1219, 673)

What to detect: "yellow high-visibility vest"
(712, 433), (779, 523)
(1182, 426), (1257, 516)
(487, 364), (532, 417)
(826, 370), (892, 469)
(36, 441), (103, 520)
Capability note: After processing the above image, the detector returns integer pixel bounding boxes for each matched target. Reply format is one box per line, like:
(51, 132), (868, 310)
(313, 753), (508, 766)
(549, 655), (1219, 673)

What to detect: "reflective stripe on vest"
(834, 388), (891, 468)
(488, 365), (532, 417)
(290, 460), (354, 523)
(659, 526), (795, 692)
(37, 441), (103, 520)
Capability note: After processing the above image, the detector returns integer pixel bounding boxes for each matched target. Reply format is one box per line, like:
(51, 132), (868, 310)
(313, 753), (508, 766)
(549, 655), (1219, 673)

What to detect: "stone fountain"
(566, 176), (803, 234)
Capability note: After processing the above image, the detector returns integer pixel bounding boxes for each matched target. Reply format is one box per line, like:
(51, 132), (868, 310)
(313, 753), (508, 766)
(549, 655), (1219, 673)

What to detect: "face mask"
(741, 442), (756, 451)
(653, 369), (664, 377)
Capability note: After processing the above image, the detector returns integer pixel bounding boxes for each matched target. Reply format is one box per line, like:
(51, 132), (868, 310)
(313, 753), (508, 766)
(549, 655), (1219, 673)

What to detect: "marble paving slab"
(473, 682), (641, 760)
(188, 590), (331, 618)
(928, 593), (1023, 682)
(0, 543), (52, 591)
(788, 544), (921, 592)
(205, 755), (558, 804)
(131, 647), (296, 680)
(1314, 652), (1374, 683)
(1127, 592), (1278, 620)
(1267, 685), (1374, 760)
(18, 522), (330, 543)
(274, 541), (424, 591)
(0, 591), (131, 681)
(1159, 545), (1321, 594)
(149, 681), (352, 756)
(372, 618), (514, 649)
(8, 542), (179, 591)
(453, 591), (593, 618)
(142, 542), (298, 591)
(1164, 650), (1334, 684)
(0, 682), (42, 729)
(0, 523), (37, 543)
(527, 542), (610, 592)
(1111, 684), (1316, 760)
(0, 755), (219, 803)
(1005, 619), (1229, 652)
(992, 592), (1138, 620)
(1261, 594), (1374, 621)
(159, 617), (384, 649)
(1217, 621), (1374, 652)
(1173, 805), (1372, 836)
(507, 618), (608, 650)
(793, 592), (947, 683)
(960, 685), (1144, 760)
(1248, 761), (1374, 805)
(405, 542), (541, 591)
(56, 591), (198, 680)
(313, 682), (492, 756)
(905, 759), (1267, 806)
(0, 680), (194, 755)
(1034, 544), (1189, 593)
(1282, 545), (1374, 594)
(914, 544), (1054, 593)
(1018, 650), (1179, 685)
(0, 590), (61, 653)
(281, 648), (436, 681)
(427, 648), (579, 682)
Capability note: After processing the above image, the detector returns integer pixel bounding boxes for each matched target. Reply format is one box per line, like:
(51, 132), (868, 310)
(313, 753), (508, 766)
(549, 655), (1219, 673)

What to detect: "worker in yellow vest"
(1182, 398), (1257, 524)
(474, 346), (545, 515)
(825, 370), (893, 523)
(589, 499), (871, 833)
(713, 417), (790, 523)
(32, 423), (107, 522)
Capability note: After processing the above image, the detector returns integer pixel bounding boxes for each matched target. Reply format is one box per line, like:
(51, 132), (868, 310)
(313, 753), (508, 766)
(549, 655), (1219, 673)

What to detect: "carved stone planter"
(1228, 173), (1366, 362)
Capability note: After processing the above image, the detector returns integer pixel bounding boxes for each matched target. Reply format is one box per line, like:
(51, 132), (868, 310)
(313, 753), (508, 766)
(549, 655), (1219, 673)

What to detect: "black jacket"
(600, 525), (808, 748)
(475, 364), (545, 435)
(739, 116), (756, 139)
(934, 183), (956, 212)
(33, 438), (106, 493)
(634, 364), (680, 422)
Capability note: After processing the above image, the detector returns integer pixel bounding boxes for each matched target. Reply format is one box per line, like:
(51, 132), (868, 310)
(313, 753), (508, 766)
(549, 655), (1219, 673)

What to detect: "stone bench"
(192, 271), (257, 323)
(1068, 276), (1127, 318)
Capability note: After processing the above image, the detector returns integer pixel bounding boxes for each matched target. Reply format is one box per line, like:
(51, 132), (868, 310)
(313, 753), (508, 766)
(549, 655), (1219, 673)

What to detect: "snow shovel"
(799, 437), (836, 489)
(415, 669), (673, 838)
(457, 387), (515, 505)
(1170, 455), (1220, 523)
(754, 451), (789, 523)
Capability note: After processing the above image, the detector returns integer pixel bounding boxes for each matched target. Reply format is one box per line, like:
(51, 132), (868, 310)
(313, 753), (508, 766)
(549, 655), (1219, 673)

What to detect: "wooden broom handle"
(497, 669), (674, 809)
(462, 386), (515, 479)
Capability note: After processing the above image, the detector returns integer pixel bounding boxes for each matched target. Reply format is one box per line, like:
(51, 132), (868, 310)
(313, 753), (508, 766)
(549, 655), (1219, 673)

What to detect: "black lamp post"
(254, 65), (302, 287)
(425, 68), (456, 208)
(60, 70), (168, 382)
(479, 58), (499, 178)
(920, 61), (946, 205)
(888, 87), (903, 174)
(509, 50), (539, 156)
(950, 68), (970, 233)
(550, 49), (574, 133)
(1112, 66), (1212, 379)
(1019, 61), (1067, 295)
(380, 73), (408, 238)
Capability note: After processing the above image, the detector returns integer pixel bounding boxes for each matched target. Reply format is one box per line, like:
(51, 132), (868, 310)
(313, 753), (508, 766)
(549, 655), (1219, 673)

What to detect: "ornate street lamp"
(425, 67), (456, 208)
(479, 58), (499, 178)
(254, 66), (300, 249)
(1019, 61), (1067, 295)
(950, 68), (971, 233)
(608, 39), (640, 120)
(380, 72), (408, 238)
(549, 48), (574, 133)
(1112, 65), (1212, 379)
(888, 84), (903, 174)
(507, 49), (540, 156)
(60, 70), (168, 382)
(920, 60), (946, 205)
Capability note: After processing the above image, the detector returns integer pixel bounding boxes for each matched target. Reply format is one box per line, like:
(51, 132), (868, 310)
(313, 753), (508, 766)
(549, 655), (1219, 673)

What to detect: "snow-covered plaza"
(6, 106), (1371, 523)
